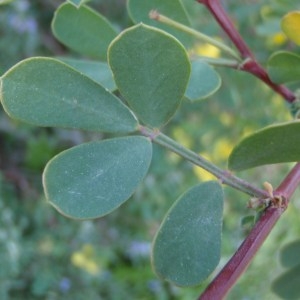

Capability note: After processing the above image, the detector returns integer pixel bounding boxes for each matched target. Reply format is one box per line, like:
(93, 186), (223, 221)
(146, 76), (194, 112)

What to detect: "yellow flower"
(268, 32), (287, 46)
(193, 152), (216, 181)
(281, 11), (300, 46)
(193, 42), (221, 58)
(193, 138), (234, 182)
(71, 244), (100, 275)
(172, 127), (193, 149)
(193, 166), (216, 181)
(212, 138), (233, 162)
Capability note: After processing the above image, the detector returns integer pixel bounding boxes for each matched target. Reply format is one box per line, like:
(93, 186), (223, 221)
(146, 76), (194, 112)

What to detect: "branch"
(199, 162), (300, 299)
(197, 0), (251, 58)
(139, 126), (269, 199)
(275, 162), (300, 200)
(197, 0), (295, 102)
(239, 59), (295, 103)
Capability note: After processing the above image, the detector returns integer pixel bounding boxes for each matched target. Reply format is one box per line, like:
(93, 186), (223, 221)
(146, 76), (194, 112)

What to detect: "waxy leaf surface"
(280, 240), (300, 269)
(267, 51), (300, 84)
(0, 57), (137, 133)
(43, 136), (152, 219)
(52, 3), (117, 60)
(228, 121), (300, 171)
(281, 11), (300, 45)
(152, 181), (223, 286)
(58, 57), (116, 91)
(272, 265), (300, 300)
(108, 24), (190, 128)
(127, 0), (193, 48)
(185, 60), (221, 102)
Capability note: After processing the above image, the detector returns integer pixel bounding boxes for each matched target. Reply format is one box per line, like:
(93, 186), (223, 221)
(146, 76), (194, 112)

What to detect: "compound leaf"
(108, 24), (190, 128)
(228, 121), (300, 171)
(152, 181), (223, 286)
(43, 136), (152, 219)
(0, 57), (137, 133)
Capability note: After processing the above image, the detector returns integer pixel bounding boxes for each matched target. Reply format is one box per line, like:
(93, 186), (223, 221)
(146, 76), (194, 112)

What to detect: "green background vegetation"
(0, 0), (300, 299)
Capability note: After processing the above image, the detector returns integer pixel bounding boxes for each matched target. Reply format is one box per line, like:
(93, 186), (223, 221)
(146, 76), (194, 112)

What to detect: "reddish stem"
(197, 0), (295, 103)
(195, 1), (299, 297)
(197, 0), (252, 59)
(199, 163), (300, 299)
(200, 208), (283, 300)
(240, 60), (295, 103)
(276, 162), (300, 200)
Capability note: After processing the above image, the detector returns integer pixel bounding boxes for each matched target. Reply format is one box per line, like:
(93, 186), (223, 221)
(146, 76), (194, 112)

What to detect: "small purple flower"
(147, 280), (162, 293)
(59, 277), (71, 293)
(8, 15), (37, 34)
(127, 241), (151, 258)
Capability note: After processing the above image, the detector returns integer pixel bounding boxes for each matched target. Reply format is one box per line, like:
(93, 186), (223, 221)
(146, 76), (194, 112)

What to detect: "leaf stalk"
(139, 126), (269, 199)
(149, 9), (241, 61)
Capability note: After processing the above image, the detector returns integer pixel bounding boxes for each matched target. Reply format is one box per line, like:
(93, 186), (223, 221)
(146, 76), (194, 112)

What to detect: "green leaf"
(127, 0), (193, 48)
(185, 60), (221, 102)
(281, 11), (300, 45)
(108, 24), (190, 128)
(0, 57), (138, 133)
(267, 51), (300, 84)
(280, 240), (300, 269)
(152, 181), (223, 286)
(228, 121), (300, 171)
(52, 3), (117, 60)
(57, 57), (116, 91)
(67, 0), (90, 7)
(272, 265), (300, 300)
(43, 136), (152, 219)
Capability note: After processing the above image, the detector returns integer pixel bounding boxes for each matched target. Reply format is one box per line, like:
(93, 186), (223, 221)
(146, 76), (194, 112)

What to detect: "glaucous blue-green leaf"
(0, 57), (137, 133)
(272, 265), (300, 300)
(279, 240), (300, 269)
(57, 57), (116, 91)
(67, 0), (90, 7)
(127, 0), (193, 48)
(185, 60), (221, 102)
(228, 121), (300, 171)
(267, 51), (300, 84)
(43, 136), (152, 219)
(108, 24), (190, 128)
(281, 11), (300, 45)
(52, 3), (117, 60)
(152, 181), (223, 286)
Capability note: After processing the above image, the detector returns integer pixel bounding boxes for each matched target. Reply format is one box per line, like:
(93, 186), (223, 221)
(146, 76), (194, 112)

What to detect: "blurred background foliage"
(0, 0), (300, 299)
